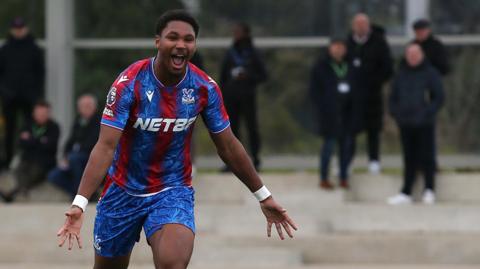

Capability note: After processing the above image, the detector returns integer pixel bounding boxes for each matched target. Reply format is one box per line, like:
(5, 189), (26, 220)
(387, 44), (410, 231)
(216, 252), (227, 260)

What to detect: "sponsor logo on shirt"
(133, 116), (197, 132)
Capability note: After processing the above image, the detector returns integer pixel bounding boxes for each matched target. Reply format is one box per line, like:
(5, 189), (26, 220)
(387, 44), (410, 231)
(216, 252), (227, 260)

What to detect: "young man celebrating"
(57, 10), (297, 269)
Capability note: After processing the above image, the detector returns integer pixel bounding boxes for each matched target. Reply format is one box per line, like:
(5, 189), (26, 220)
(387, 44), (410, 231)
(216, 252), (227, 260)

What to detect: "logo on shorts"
(181, 88), (195, 104)
(106, 87), (117, 107)
(94, 235), (102, 251)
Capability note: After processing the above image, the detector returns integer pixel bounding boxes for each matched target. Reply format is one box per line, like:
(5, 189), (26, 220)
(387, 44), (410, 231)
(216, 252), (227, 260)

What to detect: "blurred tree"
(75, 0), (184, 37)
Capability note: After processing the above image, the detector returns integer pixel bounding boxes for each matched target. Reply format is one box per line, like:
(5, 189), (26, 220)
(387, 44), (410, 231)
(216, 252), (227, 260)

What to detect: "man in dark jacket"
(220, 22), (267, 170)
(387, 44), (444, 205)
(0, 101), (59, 202)
(48, 94), (100, 198)
(346, 13), (393, 174)
(412, 19), (450, 76)
(0, 17), (45, 169)
(310, 39), (365, 190)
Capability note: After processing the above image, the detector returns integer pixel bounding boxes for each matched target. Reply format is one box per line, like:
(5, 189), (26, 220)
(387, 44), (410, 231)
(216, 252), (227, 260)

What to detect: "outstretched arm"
(210, 127), (298, 239)
(57, 125), (122, 250)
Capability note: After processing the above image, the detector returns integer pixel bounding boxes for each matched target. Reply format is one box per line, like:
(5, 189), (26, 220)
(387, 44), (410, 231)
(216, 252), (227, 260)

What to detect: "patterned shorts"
(93, 183), (195, 257)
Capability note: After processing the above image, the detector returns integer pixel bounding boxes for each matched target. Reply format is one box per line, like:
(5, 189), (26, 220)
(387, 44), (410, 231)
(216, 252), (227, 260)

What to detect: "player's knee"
(155, 257), (189, 269)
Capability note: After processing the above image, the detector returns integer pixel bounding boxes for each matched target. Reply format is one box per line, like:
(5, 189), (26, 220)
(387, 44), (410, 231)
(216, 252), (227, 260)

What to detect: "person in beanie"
(0, 17), (45, 169)
(412, 19), (450, 76)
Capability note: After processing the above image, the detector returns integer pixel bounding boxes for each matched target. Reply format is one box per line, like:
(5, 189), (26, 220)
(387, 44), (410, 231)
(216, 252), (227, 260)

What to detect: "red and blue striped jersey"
(101, 58), (230, 195)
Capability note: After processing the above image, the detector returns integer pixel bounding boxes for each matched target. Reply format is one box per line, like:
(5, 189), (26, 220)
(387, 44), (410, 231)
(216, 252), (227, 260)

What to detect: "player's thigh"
(94, 252), (131, 269)
(149, 223), (195, 269)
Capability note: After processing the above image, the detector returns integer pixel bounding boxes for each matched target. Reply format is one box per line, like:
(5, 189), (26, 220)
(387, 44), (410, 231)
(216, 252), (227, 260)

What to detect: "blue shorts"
(93, 183), (195, 257)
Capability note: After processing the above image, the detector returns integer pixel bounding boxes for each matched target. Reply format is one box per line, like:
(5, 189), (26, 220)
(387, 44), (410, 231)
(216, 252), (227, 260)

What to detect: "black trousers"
(399, 124), (436, 195)
(1, 97), (34, 166)
(367, 127), (380, 162)
(224, 93), (261, 166)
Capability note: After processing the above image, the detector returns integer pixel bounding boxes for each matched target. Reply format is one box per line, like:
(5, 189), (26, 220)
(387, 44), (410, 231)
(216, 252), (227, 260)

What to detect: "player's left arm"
(210, 127), (298, 239)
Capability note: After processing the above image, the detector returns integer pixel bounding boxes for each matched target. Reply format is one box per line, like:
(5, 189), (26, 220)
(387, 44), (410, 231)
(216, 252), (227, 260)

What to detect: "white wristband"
(253, 186), (271, 202)
(72, 195), (89, 212)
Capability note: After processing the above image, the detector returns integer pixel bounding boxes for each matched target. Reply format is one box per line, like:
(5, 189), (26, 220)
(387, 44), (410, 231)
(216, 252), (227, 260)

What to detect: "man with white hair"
(48, 94), (101, 198)
(346, 13), (393, 174)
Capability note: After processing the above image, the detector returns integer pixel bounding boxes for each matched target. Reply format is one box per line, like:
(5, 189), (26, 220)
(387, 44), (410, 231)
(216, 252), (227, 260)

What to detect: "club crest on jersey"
(182, 88), (195, 104)
(106, 87), (117, 107)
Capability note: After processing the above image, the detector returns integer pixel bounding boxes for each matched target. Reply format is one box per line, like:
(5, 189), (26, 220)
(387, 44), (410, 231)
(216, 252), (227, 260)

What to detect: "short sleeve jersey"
(101, 58), (230, 195)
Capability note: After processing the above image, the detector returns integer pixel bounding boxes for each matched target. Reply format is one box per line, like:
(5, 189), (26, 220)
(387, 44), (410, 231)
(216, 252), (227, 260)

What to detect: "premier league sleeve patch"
(106, 87), (117, 107)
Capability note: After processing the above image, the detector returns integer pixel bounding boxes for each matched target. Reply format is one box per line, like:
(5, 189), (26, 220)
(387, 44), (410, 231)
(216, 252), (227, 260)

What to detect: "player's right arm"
(57, 126), (122, 250)
(57, 65), (136, 250)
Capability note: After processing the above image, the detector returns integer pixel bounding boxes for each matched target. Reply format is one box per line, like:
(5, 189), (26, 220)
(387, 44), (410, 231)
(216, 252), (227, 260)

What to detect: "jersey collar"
(150, 57), (189, 88)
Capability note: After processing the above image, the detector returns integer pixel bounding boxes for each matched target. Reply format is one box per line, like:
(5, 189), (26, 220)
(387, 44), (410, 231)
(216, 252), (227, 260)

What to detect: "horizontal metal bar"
(71, 35), (480, 49)
(3, 35), (480, 50)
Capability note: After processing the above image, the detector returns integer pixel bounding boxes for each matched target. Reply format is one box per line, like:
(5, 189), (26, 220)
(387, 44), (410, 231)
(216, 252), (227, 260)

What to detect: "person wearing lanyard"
(0, 101), (60, 202)
(309, 39), (365, 190)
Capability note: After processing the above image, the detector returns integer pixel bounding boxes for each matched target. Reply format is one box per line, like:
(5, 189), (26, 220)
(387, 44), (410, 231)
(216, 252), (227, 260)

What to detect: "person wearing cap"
(412, 19), (450, 76)
(346, 13), (394, 175)
(0, 17), (45, 169)
(309, 39), (365, 190)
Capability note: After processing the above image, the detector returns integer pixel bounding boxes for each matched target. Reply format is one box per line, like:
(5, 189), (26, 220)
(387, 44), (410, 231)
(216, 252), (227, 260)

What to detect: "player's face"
(155, 21), (196, 76)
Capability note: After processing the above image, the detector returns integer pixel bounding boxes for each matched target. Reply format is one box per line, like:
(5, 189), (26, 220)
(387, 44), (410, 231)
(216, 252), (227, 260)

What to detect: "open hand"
(260, 197), (298, 240)
(57, 206), (84, 250)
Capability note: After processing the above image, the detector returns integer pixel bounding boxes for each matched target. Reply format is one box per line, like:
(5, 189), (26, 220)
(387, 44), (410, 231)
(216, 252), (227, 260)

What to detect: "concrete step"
(2, 172), (479, 204)
(3, 232), (480, 265)
(197, 203), (480, 235)
(198, 172), (480, 204)
(0, 264), (478, 269)
(1, 205), (480, 264)
(193, 172), (346, 206)
(347, 173), (480, 203)
(3, 203), (480, 241)
(195, 234), (480, 264)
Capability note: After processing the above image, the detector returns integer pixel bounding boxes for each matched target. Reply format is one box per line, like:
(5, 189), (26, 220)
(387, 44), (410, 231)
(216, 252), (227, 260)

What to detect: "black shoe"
(0, 191), (14, 203)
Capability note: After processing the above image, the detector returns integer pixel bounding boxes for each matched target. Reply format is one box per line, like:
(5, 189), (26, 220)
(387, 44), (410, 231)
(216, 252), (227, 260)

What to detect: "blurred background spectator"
(387, 44), (444, 205)
(219, 22), (267, 171)
(346, 13), (393, 174)
(0, 17), (44, 170)
(412, 19), (450, 76)
(48, 94), (100, 198)
(309, 39), (365, 190)
(0, 101), (58, 202)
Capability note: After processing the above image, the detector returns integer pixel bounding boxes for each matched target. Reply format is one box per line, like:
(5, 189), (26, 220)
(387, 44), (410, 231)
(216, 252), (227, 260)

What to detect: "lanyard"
(330, 62), (348, 79)
(32, 125), (47, 138)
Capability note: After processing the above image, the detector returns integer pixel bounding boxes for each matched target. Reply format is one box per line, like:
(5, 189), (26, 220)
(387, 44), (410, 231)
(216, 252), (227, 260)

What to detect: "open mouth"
(171, 54), (186, 70)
